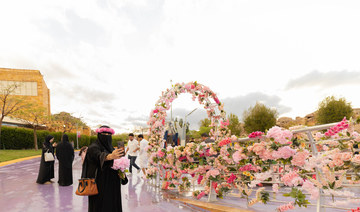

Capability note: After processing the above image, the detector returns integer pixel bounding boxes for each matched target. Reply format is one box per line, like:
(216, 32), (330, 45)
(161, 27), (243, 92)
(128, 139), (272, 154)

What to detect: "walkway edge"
(174, 198), (253, 212)
(0, 155), (41, 167)
(0, 150), (81, 167)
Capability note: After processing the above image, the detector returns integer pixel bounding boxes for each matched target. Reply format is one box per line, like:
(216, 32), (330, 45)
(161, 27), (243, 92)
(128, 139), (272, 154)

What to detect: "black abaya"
(56, 134), (74, 186)
(36, 135), (55, 184)
(84, 132), (128, 212)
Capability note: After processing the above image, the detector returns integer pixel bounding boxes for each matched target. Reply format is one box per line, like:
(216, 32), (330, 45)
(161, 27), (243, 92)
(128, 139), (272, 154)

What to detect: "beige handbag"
(44, 150), (55, 162)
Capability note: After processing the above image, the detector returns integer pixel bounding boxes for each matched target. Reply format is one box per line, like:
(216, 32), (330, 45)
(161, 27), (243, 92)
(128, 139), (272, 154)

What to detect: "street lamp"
(76, 123), (79, 150)
(181, 108), (198, 146)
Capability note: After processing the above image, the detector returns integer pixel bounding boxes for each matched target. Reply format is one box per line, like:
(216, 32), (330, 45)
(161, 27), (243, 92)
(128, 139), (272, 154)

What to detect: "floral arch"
(147, 81), (229, 146)
(145, 82), (360, 211)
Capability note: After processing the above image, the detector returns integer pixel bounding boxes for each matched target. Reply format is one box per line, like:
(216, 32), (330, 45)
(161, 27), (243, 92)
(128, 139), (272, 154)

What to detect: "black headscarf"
(44, 135), (54, 149)
(96, 126), (114, 153)
(62, 134), (69, 143)
(56, 134), (74, 168)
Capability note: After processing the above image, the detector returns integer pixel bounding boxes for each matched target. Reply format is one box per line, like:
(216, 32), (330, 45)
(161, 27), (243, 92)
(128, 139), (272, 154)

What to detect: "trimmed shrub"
(1, 126), (128, 150)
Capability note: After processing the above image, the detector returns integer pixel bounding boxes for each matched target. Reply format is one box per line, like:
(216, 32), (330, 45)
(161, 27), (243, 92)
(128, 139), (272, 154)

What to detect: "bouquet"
(112, 157), (130, 179)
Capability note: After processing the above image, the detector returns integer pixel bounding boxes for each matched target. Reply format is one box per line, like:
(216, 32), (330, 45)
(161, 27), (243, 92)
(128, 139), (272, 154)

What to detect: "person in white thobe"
(137, 134), (149, 177)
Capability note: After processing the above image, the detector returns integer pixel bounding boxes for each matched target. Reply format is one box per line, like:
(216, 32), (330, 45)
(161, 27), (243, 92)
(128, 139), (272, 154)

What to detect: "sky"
(1, 0), (360, 133)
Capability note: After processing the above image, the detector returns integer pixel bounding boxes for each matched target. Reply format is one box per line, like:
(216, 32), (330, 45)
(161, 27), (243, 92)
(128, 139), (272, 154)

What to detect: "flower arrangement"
(218, 138), (231, 147)
(248, 131), (264, 138)
(324, 117), (349, 137)
(192, 190), (206, 199)
(277, 202), (295, 212)
(349, 207), (360, 212)
(95, 127), (115, 135)
(146, 82), (360, 210)
(111, 157), (130, 179)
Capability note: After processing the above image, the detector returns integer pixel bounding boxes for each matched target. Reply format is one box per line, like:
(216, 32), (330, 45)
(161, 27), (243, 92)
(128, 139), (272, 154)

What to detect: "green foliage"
(283, 188), (310, 208)
(199, 118), (211, 128)
(243, 102), (278, 133)
(187, 130), (201, 140)
(0, 126), (99, 149)
(198, 126), (211, 136)
(51, 112), (87, 133)
(227, 113), (242, 136)
(316, 96), (353, 124)
(260, 191), (270, 204)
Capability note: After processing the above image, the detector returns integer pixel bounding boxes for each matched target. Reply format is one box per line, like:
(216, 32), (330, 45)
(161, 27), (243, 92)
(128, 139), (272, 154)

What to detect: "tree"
(316, 96), (353, 124)
(199, 118), (211, 128)
(13, 103), (49, 150)
(0, 83), (27, 149)
(51, 112), (87, 134)
(243, 102), (278, 133)
(227, 113), (242, 136)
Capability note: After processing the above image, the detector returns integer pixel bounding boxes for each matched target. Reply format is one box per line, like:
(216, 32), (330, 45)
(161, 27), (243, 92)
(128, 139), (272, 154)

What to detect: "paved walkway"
(0, 155), (194, 212)
(1, 155), (356, 212)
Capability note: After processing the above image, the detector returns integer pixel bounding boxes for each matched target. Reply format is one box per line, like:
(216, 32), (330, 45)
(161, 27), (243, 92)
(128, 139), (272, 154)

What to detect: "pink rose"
(157, 149), (165, 158)
(281, 171), (303, 187)
(196, 191), (206, 199)
(352, 155), (360, 164)
(249, 131), (264, 138)
(227, 173), (237, 184)
(272, 184), (279, 193)
(277, 202), (295, 212)
(291, 150), (310, 167)
(232, 150), (247, 163)
(301, 180), (319, 200)
(273, 146), (296, 159)
(206, 169), (220, 178)
(112, 157), (130, 172)
(341, 152), (352, 161)
(197, 175), (204, 184)
(251, 142), (266, 155)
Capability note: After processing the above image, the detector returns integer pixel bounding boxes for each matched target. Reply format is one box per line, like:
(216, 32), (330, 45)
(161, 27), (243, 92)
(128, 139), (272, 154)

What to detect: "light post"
(62, 125), (66, 141)
(181, 108), (198, 146)
(76, 123), (79, 149)
(170, 80), (173, 122)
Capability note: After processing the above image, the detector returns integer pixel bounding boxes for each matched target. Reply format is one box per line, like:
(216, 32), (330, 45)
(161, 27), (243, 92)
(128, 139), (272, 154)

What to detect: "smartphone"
(117, 141), (124, 149)
(117, 141), (125, 156)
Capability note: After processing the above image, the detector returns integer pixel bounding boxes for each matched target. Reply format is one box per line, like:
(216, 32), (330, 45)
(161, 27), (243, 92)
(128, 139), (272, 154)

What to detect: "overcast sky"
(1, 0), (360, 133)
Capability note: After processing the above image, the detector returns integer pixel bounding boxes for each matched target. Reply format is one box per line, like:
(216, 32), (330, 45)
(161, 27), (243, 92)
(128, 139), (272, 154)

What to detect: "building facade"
(0, 68), (50, 115)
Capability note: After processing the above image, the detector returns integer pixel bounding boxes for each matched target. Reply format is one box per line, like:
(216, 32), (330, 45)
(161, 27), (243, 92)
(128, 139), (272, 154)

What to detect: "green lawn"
(0, 149), (42, 162)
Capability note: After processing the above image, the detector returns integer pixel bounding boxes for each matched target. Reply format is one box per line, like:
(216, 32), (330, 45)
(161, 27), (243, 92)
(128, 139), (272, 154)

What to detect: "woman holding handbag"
(36, 135), (57, 184)
(82, 125), (127, 212)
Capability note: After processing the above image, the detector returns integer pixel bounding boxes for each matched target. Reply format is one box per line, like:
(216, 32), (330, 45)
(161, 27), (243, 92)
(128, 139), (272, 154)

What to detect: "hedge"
(0, 126), (127, 150)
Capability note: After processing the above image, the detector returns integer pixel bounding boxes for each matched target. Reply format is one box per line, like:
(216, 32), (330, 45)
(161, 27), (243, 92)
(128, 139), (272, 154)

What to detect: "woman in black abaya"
(83, 125), (127, 212)
(36, 135), (56, 184)
(56, 134), (75, 186)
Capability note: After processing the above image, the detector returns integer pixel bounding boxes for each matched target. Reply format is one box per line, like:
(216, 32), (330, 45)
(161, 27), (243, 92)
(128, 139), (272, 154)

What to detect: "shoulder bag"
(75, 157), (98, 196)
(44, 149), (55, 162)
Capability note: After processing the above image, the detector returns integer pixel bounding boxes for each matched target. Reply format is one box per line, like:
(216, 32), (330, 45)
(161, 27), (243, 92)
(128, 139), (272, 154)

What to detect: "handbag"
(75, 157), (98, 196)
(75, 178), (98, 196)
(44, 150), (55, 162)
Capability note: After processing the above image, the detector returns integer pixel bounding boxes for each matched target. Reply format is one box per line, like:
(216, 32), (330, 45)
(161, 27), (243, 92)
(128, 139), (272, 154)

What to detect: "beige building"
(0, 68), (51, 115)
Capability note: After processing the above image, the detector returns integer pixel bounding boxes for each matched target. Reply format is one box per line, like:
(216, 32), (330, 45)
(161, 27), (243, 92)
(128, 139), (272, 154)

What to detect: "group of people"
(36, 127), (149, 212)
(36, 134), (75, 186)
(125, 133), (149, 178)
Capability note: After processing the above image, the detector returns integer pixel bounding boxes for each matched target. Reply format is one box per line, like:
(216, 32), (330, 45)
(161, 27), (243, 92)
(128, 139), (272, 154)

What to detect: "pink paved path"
(0, 155), (195, 212)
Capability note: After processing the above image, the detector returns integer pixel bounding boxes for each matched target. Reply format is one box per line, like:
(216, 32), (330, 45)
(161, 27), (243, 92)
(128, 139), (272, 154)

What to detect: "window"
(0, 81), (38, 96)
